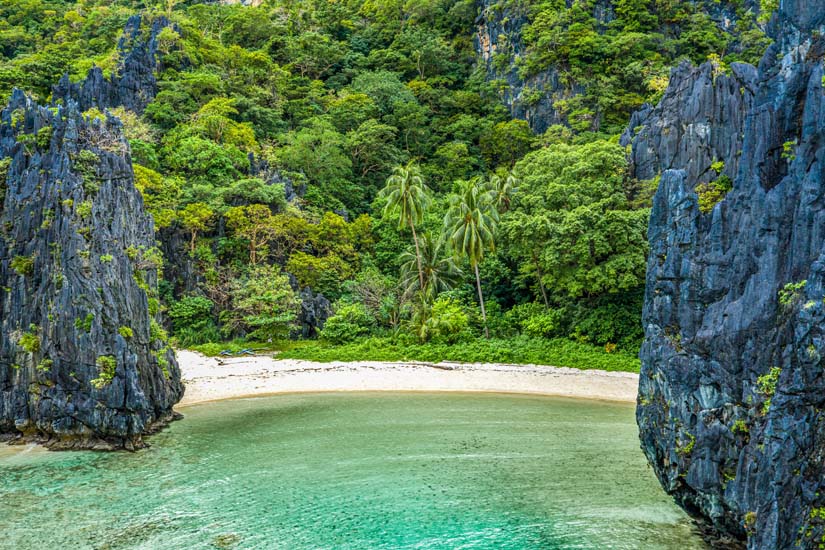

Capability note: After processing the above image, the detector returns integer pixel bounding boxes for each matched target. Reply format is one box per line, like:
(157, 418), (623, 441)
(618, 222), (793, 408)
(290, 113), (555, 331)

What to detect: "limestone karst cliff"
(475, 0), (763, 133)
(0, 16), (183, 450)
(629, 1), (825, 547)
(52, 15), (179, 115)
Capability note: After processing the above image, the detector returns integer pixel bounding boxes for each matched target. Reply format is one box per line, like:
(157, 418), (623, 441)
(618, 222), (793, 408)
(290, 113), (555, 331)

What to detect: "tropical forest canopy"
(0, 0), (770, 365)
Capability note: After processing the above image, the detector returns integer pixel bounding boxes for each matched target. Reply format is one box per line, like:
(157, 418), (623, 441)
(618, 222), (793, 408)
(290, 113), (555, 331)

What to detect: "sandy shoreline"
(177, 350), (639, 407)
(0, 353), (637, 457)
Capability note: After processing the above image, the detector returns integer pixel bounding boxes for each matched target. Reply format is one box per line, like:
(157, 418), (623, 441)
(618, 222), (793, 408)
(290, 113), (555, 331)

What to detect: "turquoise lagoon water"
(0, 392), (705, 549)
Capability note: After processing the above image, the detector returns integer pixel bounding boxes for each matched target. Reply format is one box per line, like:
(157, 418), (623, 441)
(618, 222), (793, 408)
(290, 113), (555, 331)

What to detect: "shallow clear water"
(0, 392), (705, 549)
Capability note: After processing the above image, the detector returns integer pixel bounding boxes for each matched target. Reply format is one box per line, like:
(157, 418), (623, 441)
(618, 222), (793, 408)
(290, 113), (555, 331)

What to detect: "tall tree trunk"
(533, 251), (549, 309)
(475, 262), (489, 339)
(409, 220), (425, 293)
(190, 230), (198, 256)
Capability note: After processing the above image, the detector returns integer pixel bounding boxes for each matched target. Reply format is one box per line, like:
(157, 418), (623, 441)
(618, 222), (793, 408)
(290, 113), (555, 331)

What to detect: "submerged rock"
(0, 16), (183, 451)
(631, 3), (825, 548)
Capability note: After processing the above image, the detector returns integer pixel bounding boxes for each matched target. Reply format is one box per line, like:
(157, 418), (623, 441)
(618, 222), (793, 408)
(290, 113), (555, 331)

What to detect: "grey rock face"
(0, 91), (183, 450)
(297, 287), (331, 339)
(474, 0), (594, 134)
(476, 0), (760, 133)
(621, 61), (757, 189)
(248, 154), (305, 204)
(52, 15), (178, 114)
(0, 16), (184, 450)
(633, 4), (825, 548)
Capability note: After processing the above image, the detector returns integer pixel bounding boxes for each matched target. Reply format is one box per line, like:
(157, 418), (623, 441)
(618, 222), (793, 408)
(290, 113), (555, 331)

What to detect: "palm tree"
(399, 233), (462, 300)
(485, 172), (518, 213)
(378, 162), (431, 291)
(445, 178), (499, 338)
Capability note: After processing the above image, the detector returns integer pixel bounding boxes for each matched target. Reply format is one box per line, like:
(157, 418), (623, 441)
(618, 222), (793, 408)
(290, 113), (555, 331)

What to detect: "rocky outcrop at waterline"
(632, 2), (825, 548)
(0, 17), (183, 451)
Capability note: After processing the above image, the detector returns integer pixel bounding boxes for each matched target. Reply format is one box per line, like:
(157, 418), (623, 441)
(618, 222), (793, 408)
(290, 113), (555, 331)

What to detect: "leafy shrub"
(731, 419), (749, 434)
(169, 295), (214, 329)
(758, 0), (778, 24)
(280, 335), (641, 373)
(224, 265), (300, 341)
(476, 300), (509, 339)
(222, 178), (286, 209)
(778, 280), (806, 308)
(40, 208), (54, 230)
(19, 325), (40, 353)
(521, 309), (565, 338)
(502, 302), (547, 334)
(130, 138), (159, 170)
(91, 355), (117, 389)
(175, 325), (222, 347)
(73, 150), (101, 194)
(156, 348), (171, 379)
(286, 251), (353, 300)
(141, 247), (164, 270)
(75, 313), (94, 333)
(420, 296), (469, 344)
(782, 139), (797, 161)
(569, 299), (644, 350)
(17, 132), (37, 154)
(695, 175), (733, 213)
(168, 296), (218, 346)
(677, 432), (696, 456)
(757, 366), (781, 413)
(37, 358), (53, 372)
(76, 199), (93, 219)
(150, 319), (168, 343)
(0, 158), (9, 203)
(10, 255), (34, 276)
(320, 302), (375, 344)
(36, 126), (52, 149)
(118, 326), (133, 339)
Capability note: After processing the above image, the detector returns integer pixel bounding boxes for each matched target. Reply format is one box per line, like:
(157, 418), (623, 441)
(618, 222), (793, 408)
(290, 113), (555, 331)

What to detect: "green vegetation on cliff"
(488, 0), (769, 133)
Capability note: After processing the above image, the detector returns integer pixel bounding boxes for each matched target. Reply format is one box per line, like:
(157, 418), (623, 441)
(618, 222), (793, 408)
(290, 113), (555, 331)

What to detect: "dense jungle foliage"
(0, 0), (769, 368)
(489, 0), (771, 133)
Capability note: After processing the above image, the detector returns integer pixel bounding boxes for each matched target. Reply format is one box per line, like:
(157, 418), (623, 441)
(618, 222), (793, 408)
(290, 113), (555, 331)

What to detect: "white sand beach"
(177, 350), (639, 406)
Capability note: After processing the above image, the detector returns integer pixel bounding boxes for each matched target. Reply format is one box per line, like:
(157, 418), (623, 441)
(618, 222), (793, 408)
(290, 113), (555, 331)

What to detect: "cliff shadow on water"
(627, 2), (825, 548)
(0, 15), (183, 451)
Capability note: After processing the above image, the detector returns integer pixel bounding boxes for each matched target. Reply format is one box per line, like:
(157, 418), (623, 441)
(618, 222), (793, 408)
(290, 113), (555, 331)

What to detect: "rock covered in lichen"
(632, 3), (825, 548)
